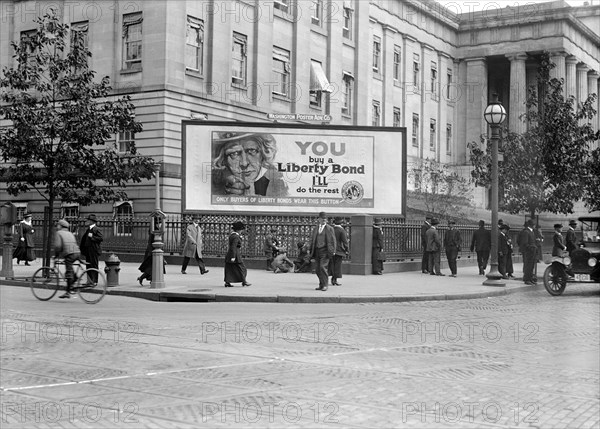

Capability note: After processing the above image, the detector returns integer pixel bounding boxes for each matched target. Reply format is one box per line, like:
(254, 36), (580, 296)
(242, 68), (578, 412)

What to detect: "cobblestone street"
(1, 284), (598, 428)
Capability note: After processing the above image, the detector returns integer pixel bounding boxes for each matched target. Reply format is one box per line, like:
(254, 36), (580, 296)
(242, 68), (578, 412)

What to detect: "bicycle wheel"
(76, 268), (107, 304)
(30, 267), (60, 301)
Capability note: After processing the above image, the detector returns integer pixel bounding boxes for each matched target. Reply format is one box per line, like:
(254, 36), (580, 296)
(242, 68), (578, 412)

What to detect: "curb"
(1, 278), (534, 303)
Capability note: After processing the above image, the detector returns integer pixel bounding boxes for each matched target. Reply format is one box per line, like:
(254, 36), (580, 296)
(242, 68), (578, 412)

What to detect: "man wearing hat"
(79, 214), (103, 285)
(181, 216), (209, 275)
(426, 218), (445, 276)
(470, 220), (491, 275)
(329, 217), (349, 285)
(264, 227), (280, 271)
(420, 215), (432, 273)
(54, 220), (81, 298)
(13, 212), (36, 265)
(552, 224), (567, 257)
(518, 219), (537, 285)
(498, 223), (511, 279)
(372, 218), (384, 275)
(309, 212), (336, 290)
(566, 220), (578, 256)
(211, 132), (288, 197)
(443, 220), (461, 277)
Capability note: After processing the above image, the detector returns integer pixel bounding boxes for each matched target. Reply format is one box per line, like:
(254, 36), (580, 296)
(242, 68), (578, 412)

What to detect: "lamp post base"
(483, 267), (506, 287)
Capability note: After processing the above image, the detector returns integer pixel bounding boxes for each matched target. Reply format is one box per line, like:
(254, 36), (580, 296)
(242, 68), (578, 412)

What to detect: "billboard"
(182, 121), (406, 216)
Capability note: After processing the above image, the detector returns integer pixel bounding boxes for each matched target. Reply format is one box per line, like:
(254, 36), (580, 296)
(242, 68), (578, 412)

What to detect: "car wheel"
(543, 264), (567, 296)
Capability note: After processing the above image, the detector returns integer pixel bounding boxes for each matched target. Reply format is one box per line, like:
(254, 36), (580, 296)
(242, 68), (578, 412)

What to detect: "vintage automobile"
(543, 216), (600, 296)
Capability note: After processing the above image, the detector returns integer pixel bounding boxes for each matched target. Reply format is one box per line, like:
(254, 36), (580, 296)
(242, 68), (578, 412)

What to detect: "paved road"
(1, 284), (598, 428)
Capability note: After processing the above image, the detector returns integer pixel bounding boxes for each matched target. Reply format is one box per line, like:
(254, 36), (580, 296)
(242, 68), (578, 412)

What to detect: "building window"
(13, 203), (29, 221)
(342, 6), (353, 40)
(430, 119), (437, 151)
(272, 46), (291, 98)
(61, 203), (80, 225)
(117, 131), (135, 153)
(113, 202), (133, 236)
(20, 30), (37, 69)
(412, 114), (419, 147)
(186, 16), (204, 73)
(372, 100), (381, 126)
(342, 72), (354, 116)
(274, 0), (289, 13)
(122, 12), (142, 71)
(393, 107), (401, 127)
(413, 53), (420, 87)
(393, 45), (401, 82)
(232, 32), (247, 86)
(311, 0), (323, 26)
(447, 68), (453, 99)
(70, 21), (89, 50)
(310, 60), (332, 108)
(372, 36), (381, 74)
(446, 124), (452, 155)
(431, 61), (438, 96)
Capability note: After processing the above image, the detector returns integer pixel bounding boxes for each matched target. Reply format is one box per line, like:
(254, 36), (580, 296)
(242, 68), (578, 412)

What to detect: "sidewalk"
(0, 259), (546, 303)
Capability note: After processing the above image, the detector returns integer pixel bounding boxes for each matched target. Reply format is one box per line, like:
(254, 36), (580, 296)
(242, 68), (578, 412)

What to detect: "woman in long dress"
(137, 229), (166, 286)
(13, 213), (36, 265)
(224, 221), (251, 287)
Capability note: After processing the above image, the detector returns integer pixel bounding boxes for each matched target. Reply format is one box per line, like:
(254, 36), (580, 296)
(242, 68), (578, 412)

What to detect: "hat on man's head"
(212, 132), (274, 159)
(500, 223), (510, 230)
(478, 220), (485, 226)
(57, 219), (70, 228)
(334, 217), (343, 225)
(498, 219), (504, 225)
(23, 213), (32, 219)
(87, 214), (97, 222)
(373, 218), (382, 225)
(448, 220), (456, 225)
(526, 219), (534, 227)
(554, 223), (563, 229)
(318, 212), (327, 219)
(232, 221), (245, 231)
(426, 214), (433, 220)
(431, 218), (440, 225)
(569, 219), (578, 226)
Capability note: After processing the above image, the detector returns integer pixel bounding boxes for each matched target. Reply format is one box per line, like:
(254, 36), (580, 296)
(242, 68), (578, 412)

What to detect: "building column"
(526, 60), (538, 129)
(548, 50), (566, 81)
(506, 53), (528, 134)
(589, 72), (600, 131)
(464, 57), (488, 155)
(565, 56), (578, 100)
(576, 64), (590, 105)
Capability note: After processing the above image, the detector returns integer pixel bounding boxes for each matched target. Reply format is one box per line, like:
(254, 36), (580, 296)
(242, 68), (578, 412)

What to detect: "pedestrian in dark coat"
(552, 224), (567, 257)
(181, 216), (208, 275)
(329, 217), (349, 285)
(309, 212), (336, 290)
(224, 221), (251, 287)
(264, 228), (279, 271)
(426, 218), (444, 276)
(498, 224), (511, 278)
(137, 229), (166, 286)
(372, 218), (384, 275)
(534, 226), (544, 262)
(294, 242), (312, 273)
(79, 214), (103, 284)
(421, 215), (432, 273)
(470, 220), (491, 275)
(443, 220), (461, 277)
(518, 219), (537, 285)
(504, 225), (515, 278)
(13, 213), (36, 265)
(566, 220), (578, 255)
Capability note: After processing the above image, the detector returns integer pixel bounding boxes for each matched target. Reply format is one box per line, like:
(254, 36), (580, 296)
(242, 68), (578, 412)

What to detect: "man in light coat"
(181, 216), (209, 275)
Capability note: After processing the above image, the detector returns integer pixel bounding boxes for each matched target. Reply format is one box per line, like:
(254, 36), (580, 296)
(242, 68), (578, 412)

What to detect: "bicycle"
(30, 258), (107, 304)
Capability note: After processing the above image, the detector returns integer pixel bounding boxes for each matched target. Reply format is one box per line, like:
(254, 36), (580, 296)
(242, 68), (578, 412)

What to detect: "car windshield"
(578, 218), (600, 243)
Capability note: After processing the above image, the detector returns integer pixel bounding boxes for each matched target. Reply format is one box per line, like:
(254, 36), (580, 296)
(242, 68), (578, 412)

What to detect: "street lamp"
(483, 93), (507, 287)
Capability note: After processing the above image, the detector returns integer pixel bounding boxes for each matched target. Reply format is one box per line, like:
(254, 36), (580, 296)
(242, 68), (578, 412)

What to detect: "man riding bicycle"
(54, 220), (81, 299)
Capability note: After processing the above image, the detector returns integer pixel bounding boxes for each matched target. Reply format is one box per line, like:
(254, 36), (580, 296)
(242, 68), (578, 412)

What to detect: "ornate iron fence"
(20, 215), (512, 261)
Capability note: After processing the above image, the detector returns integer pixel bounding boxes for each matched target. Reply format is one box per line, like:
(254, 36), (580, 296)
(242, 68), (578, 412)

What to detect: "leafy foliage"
(0, 11), (155, 208)
(408, 158), (473, 220)
(468, 52), (600, 217)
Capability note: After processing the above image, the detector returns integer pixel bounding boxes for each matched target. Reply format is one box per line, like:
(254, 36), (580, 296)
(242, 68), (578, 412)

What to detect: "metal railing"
(17, 215), (529, 261)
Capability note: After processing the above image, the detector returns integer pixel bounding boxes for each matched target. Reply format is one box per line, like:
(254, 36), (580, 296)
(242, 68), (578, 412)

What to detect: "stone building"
(1, 0), (599, 220)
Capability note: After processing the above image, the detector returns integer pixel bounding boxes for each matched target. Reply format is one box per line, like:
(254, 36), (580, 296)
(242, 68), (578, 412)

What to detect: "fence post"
(349, 215), (373, 275)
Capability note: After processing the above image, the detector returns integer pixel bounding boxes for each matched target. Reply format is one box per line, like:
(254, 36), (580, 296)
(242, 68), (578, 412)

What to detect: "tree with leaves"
(0, 11), (155, 262)
(408, 158), (473, 220)
(469, 53), (600, 218)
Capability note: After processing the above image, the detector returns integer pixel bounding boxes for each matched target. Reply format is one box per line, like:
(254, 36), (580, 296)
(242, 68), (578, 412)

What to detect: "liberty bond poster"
(183, 122), (406, 215)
